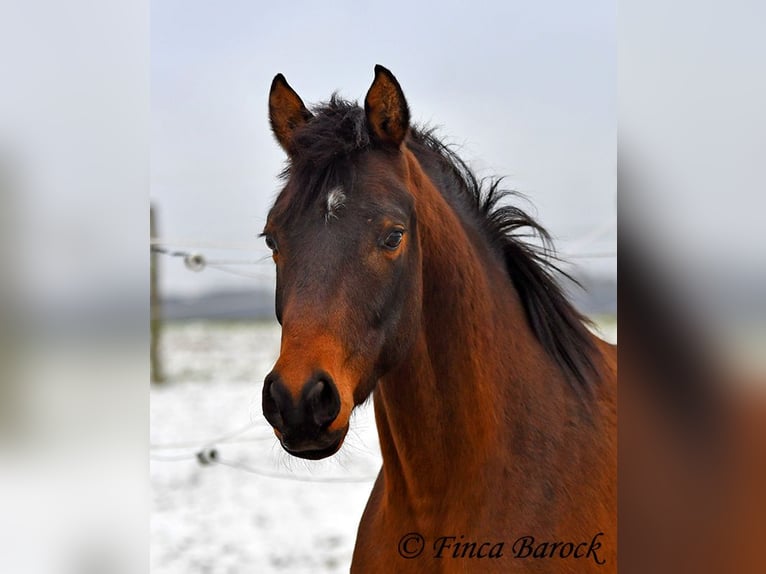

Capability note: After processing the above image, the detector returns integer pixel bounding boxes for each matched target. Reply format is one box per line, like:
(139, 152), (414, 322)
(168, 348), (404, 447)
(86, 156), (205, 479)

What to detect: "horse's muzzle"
(262, 370), (346, 460)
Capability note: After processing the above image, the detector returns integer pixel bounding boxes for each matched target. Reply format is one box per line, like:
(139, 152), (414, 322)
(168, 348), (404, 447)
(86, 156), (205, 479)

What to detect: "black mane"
(284, 97), (600, 396)
(407, 129), (600, 396)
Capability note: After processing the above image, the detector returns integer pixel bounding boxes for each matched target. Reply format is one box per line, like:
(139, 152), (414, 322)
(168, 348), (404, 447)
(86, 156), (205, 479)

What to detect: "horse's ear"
(269, 74), (313, 156)
(364, 65), (410, 148)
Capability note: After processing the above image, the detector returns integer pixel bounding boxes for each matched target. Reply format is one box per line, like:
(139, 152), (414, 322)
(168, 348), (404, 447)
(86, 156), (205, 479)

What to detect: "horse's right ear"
(269, 74), (313, 156)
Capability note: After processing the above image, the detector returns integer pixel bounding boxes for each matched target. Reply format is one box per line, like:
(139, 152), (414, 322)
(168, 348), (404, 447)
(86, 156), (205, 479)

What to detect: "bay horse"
(261, 65), (616, 573)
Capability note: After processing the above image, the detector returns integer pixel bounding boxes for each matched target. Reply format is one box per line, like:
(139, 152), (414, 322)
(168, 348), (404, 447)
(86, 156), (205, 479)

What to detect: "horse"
(261, 65), (617, 573)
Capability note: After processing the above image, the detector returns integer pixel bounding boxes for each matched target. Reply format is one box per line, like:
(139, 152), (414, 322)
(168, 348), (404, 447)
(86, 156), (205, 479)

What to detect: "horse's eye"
(382, 230), (404, 250)
(264, 235), (278, 253)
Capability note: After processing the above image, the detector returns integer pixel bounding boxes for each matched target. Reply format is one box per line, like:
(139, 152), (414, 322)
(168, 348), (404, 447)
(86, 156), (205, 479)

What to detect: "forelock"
(290, 95), (370, 171)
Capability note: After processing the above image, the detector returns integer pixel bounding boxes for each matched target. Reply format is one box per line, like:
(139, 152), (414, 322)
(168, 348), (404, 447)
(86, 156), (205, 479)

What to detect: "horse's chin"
(280, 425), (348, 460)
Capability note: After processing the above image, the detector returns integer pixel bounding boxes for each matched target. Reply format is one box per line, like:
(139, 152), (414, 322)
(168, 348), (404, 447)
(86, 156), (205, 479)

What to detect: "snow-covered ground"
(151, 319), (617, 573)
(150, 321), (381, 574)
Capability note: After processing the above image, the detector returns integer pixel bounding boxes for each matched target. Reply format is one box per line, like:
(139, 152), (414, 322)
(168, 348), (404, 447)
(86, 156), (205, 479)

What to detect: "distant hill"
(159, 273), (616, 321)
(564, 273), (617, 317)
(160, 287), (276, 320)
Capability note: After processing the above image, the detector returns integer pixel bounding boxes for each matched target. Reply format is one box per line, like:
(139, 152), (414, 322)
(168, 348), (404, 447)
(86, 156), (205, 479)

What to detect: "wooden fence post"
(150, 204), (165, 383)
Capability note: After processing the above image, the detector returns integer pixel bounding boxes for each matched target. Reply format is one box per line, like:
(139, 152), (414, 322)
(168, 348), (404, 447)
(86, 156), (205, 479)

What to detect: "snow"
(151, 321), (381, 574)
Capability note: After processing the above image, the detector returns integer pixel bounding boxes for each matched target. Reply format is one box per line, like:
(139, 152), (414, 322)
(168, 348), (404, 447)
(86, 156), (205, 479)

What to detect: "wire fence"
(150, 422), (379, 483)
(150, 226), (616, 282)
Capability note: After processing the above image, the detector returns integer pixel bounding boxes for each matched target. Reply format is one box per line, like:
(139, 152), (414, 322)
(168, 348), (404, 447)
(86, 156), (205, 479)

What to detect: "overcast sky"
(151, 0), (615, 296)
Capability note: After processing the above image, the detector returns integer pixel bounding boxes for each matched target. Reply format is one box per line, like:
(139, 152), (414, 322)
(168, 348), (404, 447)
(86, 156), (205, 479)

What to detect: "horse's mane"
(407, 128), (599, 396)
(284, 96), (600, 396)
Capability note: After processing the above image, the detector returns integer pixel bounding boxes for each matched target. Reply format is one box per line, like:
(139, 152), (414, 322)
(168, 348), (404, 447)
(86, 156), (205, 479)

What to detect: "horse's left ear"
(364, 65), (410, 148)
(269, 74), (313, 156)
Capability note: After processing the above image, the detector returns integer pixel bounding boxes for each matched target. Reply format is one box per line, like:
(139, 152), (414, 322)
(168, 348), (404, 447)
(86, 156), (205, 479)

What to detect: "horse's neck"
(373, 150), (579, 516)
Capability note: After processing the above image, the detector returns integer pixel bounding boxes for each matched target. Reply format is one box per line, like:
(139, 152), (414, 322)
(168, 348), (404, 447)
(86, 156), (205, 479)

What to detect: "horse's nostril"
(305, 379), (325, 404)
(306, 377), (340, 428)
(262, 373), (289, 431)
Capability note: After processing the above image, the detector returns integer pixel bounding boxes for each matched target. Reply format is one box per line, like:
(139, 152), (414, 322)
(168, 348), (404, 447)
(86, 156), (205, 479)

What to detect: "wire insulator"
(196, 448), (218, 465)
(184, 253), (206, 272)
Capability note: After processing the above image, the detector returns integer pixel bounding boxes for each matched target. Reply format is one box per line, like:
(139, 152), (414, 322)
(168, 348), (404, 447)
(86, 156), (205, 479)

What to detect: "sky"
(151, 0), (616, 296)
